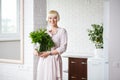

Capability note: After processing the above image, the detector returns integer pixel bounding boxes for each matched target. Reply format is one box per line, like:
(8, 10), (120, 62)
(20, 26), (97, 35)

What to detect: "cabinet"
(68, 58), (87, 80)
(88, 58), (108, 80)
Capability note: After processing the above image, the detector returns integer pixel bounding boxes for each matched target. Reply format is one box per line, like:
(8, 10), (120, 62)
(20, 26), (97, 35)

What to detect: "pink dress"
(37, 27), (68, 80)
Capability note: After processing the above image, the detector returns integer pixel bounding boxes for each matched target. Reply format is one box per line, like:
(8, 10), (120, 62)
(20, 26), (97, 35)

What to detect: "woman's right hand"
(33, 50), (39, 56)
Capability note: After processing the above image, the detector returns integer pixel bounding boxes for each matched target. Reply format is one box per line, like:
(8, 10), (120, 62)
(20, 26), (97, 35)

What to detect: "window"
(0, 0), (20, 40)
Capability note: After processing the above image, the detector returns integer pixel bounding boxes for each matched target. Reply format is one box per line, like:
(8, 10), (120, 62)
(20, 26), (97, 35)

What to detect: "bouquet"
(29, 28), (55, 53)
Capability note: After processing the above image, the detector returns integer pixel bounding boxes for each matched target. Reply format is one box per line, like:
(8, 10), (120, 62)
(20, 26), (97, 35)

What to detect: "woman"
(34, 10), (68, 80)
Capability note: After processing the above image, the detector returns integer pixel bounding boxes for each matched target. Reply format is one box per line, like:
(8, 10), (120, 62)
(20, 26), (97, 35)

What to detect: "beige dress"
(37, 27), (68, 80)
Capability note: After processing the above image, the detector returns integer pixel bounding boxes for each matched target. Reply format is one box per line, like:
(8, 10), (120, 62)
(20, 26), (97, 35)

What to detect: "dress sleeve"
(56, 28), (68, 54)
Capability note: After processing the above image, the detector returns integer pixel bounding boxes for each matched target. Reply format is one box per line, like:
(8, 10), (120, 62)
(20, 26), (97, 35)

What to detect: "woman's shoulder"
(58, 27), (67, 33)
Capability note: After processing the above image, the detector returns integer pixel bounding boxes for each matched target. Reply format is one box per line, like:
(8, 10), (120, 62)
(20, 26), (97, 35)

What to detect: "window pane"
(1, 0), (19, 34)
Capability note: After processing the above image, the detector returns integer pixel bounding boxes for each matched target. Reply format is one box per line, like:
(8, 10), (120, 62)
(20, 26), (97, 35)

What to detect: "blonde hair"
(46, 10), (60, 21)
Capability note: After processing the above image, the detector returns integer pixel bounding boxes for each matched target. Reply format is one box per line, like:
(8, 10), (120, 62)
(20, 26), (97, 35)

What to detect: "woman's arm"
(55, 28), (68, 54)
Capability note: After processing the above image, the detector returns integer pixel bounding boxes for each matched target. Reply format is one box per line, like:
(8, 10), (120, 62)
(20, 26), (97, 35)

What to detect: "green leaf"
(29, 28), (55, 52)
(87, 23), (103, 49)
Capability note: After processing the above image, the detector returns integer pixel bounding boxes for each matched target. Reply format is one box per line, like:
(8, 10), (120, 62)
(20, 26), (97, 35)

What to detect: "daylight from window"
(1, 0), (18, 34)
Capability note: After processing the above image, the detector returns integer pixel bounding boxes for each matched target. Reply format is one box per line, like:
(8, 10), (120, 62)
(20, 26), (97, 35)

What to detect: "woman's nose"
(51, 19), (54, 22)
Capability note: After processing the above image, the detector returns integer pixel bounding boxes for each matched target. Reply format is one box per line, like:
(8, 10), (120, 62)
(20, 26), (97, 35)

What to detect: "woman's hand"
(33, 50), (39, 56)
(34, 50), (53, 58)
(40, 52), (50, 58)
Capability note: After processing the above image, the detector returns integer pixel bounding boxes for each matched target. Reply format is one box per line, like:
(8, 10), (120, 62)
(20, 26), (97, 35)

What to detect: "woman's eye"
(54, 17), (57, 19)
(49, 17), (52, 19)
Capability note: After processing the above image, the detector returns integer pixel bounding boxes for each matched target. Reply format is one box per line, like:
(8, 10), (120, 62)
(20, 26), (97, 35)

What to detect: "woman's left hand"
(40, 52), (49, 58)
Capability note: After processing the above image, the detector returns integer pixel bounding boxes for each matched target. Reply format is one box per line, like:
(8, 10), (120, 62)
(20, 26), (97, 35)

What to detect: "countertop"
(62, 54), (94, 58)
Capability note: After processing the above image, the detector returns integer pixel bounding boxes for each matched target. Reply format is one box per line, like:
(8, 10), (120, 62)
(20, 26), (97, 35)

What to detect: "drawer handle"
(81, 62), (87, 64)
(71, 61), (76, 63)
(71, 76), (77, 78)
(81, 77), (87, 80)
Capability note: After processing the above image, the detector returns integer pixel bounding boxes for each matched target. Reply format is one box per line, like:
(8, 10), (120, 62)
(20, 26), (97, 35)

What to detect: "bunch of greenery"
(87, 24), (103, 49)
(29, 28), (55, 52)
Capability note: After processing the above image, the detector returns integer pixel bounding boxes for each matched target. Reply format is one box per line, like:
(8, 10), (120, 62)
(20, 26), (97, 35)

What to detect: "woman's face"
(48, 14), (58, 27)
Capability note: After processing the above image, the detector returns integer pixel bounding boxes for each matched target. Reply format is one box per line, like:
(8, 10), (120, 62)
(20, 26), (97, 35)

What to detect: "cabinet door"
(69, 58), (87, 80)
(88, 59), (107, 80)
(78, 59), (87, 80)
(69, 58), (78, 75)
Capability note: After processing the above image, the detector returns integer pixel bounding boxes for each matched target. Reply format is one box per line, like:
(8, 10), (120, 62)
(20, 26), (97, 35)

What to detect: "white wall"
(103, 0), (109, 80)
(0, 0), (34, 80)
(47, 0), (103, 55)
(109, 0), (120, 80)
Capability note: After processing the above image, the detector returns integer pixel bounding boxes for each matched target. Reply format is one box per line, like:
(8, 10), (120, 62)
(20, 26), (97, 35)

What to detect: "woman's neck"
(49, 25), (58, 35)
(51, 25), (58, 30)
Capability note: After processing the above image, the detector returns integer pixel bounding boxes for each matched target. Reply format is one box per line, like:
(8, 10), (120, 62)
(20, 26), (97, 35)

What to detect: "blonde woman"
(34, 10), (68, 80)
